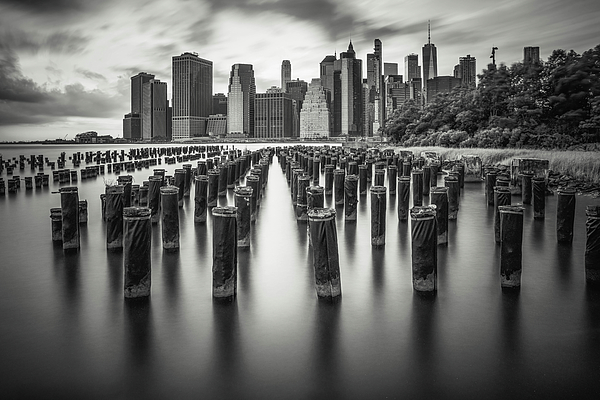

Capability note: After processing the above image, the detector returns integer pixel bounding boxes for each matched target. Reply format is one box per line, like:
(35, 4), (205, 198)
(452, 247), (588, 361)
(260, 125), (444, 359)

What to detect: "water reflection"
(312, 299), (342, 398)
(410, 293), (438, 370)
(500, 289), (521, 354)
(161, 250), (181, 306)
(371, 246), (385, 294)
(211, 300), (240, 381)
(124, 297), (153, 369)
(555, 242), (574, 289)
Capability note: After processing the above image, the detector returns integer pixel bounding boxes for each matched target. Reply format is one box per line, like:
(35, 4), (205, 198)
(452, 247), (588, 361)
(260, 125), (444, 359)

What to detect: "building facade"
(142, 79), (167, 140)
(524, 46), (540, 65)
(426, 76), (462, 100)
(281, 60), (292, 92)
(228, 64), (256, 137)
(123, 113), (141, 140)
(336, 41), (363, 137)
(384, 62), (398, 77)
(300, 78), (331, 139)
(131, 72), (155, 115)
(458, 55), (477, 88)
(172, 52), (213, 140)
(254, 91), (295, 139)
(404, 53), (420, 82)
(212, 93), (227, 115)
(206, 114), (227, 137)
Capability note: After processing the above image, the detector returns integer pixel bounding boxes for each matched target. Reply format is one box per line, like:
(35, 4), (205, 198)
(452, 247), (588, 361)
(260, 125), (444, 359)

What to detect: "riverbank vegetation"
(382, 44), (600, 150)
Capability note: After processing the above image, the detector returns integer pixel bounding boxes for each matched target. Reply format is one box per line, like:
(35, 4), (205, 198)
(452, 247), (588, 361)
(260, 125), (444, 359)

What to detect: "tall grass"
(396, 146), (600, 183)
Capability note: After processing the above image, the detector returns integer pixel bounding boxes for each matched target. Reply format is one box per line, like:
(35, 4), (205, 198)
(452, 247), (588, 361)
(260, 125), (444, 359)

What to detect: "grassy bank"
(394, 146), (600, 183)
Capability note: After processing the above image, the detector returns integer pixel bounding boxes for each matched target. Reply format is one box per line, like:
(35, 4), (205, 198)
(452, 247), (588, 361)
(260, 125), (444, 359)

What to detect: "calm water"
(1, 143), (600, 399)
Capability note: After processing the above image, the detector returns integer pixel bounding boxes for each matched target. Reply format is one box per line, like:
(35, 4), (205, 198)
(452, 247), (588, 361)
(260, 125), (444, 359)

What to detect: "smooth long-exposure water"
(1, 143), (599, 399)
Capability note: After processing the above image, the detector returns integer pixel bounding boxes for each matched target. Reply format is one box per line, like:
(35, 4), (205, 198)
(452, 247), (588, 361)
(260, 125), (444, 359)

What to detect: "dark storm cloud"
(0, 0), (95, 14)
(0, 29), (89, 55)
(0, 48), (125, 125)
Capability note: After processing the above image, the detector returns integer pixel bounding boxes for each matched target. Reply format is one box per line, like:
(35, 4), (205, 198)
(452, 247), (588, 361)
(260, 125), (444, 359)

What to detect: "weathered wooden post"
(324, 164), (334, 195)
(117, 175), (133, 208)
(79, 200), (88, 224)
(412, 169), (423, 207)
(139, 184), (148, 207)
(374, 168), (385, 187)
(174, 169), (185, 207)
(397, 176), (411, 221)
(359, 164), (368, 195)
(207, 169), (220, 207)
(344, 174), (358, 221)
(59, 186), (80, 251)
(148, 176), (162, 224)
(194, 175), (209, 223)
(411, 205), (437, 293)
(422, 165), (431, 196)
(494, 186), (512, 243)
(307, 186), (325, 210)
(246, 175), (259, 222)
(50, 207), (62, 242)
(123, 207), (151, 298)
(183, 164), (192, 197)
(388, 165), (397, 195)
(499, 205), (524, 289)
(308, 208), (342, 299)
(234, 187), (252, 248)
(444, 175), (460, 220)
(160, 186), (180, 251)
(106, 185), (124, 250)
(313, 157), (320, 184)
(371, 186), (387, 246)
(334, 169), (345, 206)
(296, 174), (311, 221)
(585, 205), (600, 286)
(430, 162), (439, 187)
(486, 172), (497, 206)
(402, 160), (412, 177)
(430, 187), (448, 245)
(556, 187), (576, 243)
(521, 171), (534, 205)
(218, 165), (228, 197)
(212, 206), (238, 299)
(532, 177), (546, 219)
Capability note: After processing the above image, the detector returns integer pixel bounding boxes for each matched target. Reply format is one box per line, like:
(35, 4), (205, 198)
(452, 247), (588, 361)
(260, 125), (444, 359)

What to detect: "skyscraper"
(319, 54), (337, 136)
(254, 90), (295, 138)
(427, 76), (462, 100)
(384, 63), (398, 77)
(212, 93), (227, 115)
(172, 52), (213, 140)
(404, 54), (420, 82)
(131, 72), (155, 115)
(336, 41), (363, 137)
(366, 39), (383, 136)
(287, 79), (308, 136)
(300, 78), (331, 139)
(281, 60), (292, 92)
(459, 55), (477, 88)
(422, 21), (438, 84)
(524, 46), (540, 65)
(228, 64), (256, 137)
(142, 79), (167, 140)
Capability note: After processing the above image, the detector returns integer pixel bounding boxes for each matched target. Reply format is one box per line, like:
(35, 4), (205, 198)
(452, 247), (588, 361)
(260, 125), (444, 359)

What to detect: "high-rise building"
(123, 113), (141, 140)
(524, 46), (540, 65)
(287, 79), (308, 136)
(336, 41), (363, 137)
(384, 75), (410, 115)
(212, 93), (227, 115)
(172, 52), (213, 140)
(227, 64), (256, 137)
(131, 72), (155, 115)
(142, 79), (167, 140)
(300, 78), (331, 139)
(384, 62), (398, 77)
(458, 55), (477, 88)
(206, 115), (227, 137)
(404, 54), (420, 82)
(366, 39), (383, 136)
(426, 76), (462, 100)
(319, 54), (337, 136)
(254, 91), (295, 138)
(281, 60), (292, 92)
(422, 21), (438, 85)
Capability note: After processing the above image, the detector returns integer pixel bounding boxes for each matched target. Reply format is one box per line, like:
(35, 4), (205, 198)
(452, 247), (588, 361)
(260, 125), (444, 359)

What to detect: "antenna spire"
(428, 20), (431, 45)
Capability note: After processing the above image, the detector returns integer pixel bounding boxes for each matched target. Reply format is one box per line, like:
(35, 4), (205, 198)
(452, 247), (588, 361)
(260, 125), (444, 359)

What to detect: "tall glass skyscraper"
(172, 52), (213, 140)
(281, 60), (291, 92)
(228, 64), (256, 137)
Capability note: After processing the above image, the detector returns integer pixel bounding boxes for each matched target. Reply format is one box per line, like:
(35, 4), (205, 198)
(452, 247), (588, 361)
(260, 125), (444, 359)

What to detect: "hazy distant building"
(426, 76), (462, 100)
(524, 46), (540, 65)
(385, 75), (410, 114)
(319, 54), (337, 135)
(422, 22), (438, 85)
(123, 113), (141, 140)
(404, 54), (420, 82)
(366, 39), (383, 136)
(172, 52), (213, 140)
(300, 78), (331, 139)
(287, 79), (308, 136)
(409, 78), (422, 105)
(336, 41), (363, 136)
(384, 62), (398, 77)
(281, 60), (292, 92)
(453, 64), (460, 79)
(207, 114), (227, 137)
(254, 91), (295, 138)
(228, 64), (256, 137)
(458, 55), (477, 88)
(141, 79), (167, 140)
(212, 93), (227, 115)
(131, 72), (155, 115)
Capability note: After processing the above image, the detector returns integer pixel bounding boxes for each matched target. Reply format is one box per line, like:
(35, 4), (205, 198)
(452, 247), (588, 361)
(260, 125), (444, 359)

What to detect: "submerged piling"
(344, 174), (358, 221)
(123, 207), (151, 298)
(556, 187), (576, 243)
(148, 176), (162, 224)
(371, 186), (387, 246)
(194, 175), (209, 223)
(246, 175), (259, 222)
(324, 164), (334, 195)
(234, 187), (252, 248)
(397, 176), (411, 221)
(388, 165), (397, 195)
(499, 205), (524, 289)
(412, 169), (423, 207)
(218, 165), (228, 197)
(430, 187), (448, 245)
(174, 169), (185, 207)
(585, 206), (600, 286)
(359, 164), (367, 195)
(307, 186), (325, 210)
(486, 172), (497, 206)
(50, 207), (62, 242)
(212, 206), (238, 299)
(60, 186), (79, 251)
(208, 169), (220, 207)
(308, 208), (341, 299)
(160, 186), (180, 251)
(494, 186), (512, 243)
(105, 185), (124, 250)
(334, 169), (345, 206)
(532, 177), (546, 219)
(296, 175), (311, 221)
(444, 175), (460, 220)
(79, 200), (88, 224)
(411, 206), (437, 293)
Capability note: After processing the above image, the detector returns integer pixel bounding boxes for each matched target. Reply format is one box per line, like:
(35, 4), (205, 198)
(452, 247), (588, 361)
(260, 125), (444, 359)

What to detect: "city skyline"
(1, 0), (599, 141)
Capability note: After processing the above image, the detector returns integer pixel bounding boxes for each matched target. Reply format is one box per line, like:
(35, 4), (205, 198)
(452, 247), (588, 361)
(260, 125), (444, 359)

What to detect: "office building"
(524, 46), (540, 65)
(172, 52), (213, 140)
(131, 72), (155, 115)
(228, 64), (256, 137)
(287, 79), (308, 136)
(458, 55), (477, 88)
(336, 41), (363, 136)
(366, 39), (384, 136)
(300, 78), (331, 139)
(404, 53), (420, 82)
(207, 114), (227, 137)
(254, 91), (295, 138)
(385, 75), (410, 115)
(141, 79), (167, 140)
(123, 113), (141, 140)
(384, 63), (398, 77)
(426, 76), (462, 100)
(212, 93), (227, 115)
(422, 21), (438, 85)
(281, 60), (292, 92)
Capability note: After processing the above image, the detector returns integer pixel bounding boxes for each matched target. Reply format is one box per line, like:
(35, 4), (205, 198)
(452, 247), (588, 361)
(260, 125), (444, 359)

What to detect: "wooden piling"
(411, 206), (437, 293)
(123, 207), (151, 298)
(412, 169), (424, 207)
(556, 187), (576, 243)
(344, 174), (358, 221)
(105, 185), (124, 250)
(308, 208), (341, 299)
(371, 186), (387, 246)
(499, 205), (524, 289)
(444, 175), (460, 220)
(494, 186), (512, 243)
(430, 187), (448, 245)
(397, 176), (411, 221)
(212, 206), (238, 299)
(194, 175), (209, 223)
(532, 177), (546, 219)
(585, 205), (600, 286)
(160, 186), (180, 251)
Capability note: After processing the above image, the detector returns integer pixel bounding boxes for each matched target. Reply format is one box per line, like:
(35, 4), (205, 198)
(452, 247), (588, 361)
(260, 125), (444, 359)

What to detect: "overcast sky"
(1, 0), (599, 141)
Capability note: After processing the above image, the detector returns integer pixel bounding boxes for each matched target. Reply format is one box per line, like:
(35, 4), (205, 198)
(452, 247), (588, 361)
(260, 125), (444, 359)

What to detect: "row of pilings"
(276, 145), (600, 298)
(50, 146), (275, 300)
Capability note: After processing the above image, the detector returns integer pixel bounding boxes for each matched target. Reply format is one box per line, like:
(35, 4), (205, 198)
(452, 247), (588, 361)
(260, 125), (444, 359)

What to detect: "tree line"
(381, 44), (600, 149)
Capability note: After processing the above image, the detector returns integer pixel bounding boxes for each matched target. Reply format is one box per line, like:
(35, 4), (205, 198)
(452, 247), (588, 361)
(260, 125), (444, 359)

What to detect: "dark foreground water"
(1, 144), (600, 399)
